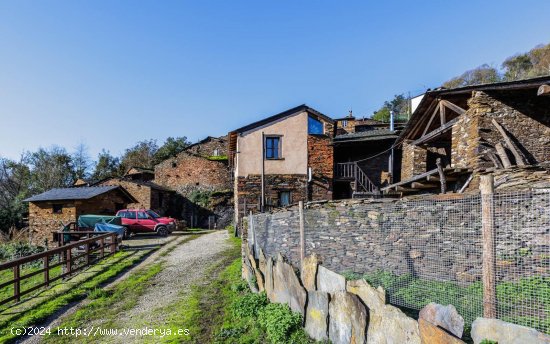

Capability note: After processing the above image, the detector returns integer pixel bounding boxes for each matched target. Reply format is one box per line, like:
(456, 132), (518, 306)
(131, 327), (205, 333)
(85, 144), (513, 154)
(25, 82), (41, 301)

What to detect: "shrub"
(232, 292), (268, 318)
(258, 303), (303, 344)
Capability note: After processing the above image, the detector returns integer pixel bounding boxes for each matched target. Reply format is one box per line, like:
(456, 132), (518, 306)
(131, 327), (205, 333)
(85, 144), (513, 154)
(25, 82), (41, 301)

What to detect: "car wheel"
(157, 226), (168, 237)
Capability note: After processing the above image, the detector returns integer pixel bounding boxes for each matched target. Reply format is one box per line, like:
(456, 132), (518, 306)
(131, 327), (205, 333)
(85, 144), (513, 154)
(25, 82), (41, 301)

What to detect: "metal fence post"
(299, 201), (305, 265)
(481, 174), (497, 318)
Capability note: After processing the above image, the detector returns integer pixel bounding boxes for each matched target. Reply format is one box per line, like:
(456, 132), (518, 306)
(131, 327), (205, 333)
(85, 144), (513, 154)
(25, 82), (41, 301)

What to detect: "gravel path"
(19, 230), (230, 344)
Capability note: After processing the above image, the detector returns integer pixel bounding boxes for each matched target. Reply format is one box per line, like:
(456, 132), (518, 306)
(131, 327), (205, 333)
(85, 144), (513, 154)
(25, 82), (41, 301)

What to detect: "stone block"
(305, 291), (329, 341)
(301, 253), (319, 291)
(328, 291), (367, 344)
(346, 279), (385, 310)
(419, 318), (465, 344)
(419, 303), (464, 338)
(271, 254), (307, 316)
(317, 265), (346, 294)
(367, 304), (421, 344)
(471, 317), (550, 344)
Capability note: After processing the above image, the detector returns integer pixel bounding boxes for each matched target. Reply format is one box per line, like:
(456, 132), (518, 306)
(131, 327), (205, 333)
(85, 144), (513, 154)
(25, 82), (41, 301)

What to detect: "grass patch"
(345, 269), (550, 335)
(0, 249), (150, 343)
(43, 262), (163, 343)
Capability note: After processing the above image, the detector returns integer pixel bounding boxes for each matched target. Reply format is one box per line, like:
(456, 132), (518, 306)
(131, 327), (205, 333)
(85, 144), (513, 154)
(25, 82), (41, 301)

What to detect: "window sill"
(265, 158), (285, 161)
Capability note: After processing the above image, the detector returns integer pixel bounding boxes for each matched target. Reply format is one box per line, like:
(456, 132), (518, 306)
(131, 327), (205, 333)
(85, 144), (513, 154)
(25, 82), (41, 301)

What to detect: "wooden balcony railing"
(335, 162), (379, 194)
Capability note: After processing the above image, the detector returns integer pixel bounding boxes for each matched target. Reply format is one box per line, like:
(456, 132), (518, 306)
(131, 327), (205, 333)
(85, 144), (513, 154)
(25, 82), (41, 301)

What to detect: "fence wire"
(250, 189), (550, 334)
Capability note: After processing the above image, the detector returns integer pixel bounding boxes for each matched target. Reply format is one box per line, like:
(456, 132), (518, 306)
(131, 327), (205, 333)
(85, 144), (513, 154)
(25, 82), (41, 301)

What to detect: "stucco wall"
(236, 111), (309, 177)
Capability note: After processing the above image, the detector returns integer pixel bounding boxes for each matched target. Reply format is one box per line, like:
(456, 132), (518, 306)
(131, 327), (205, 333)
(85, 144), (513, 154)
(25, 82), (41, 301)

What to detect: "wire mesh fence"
(249, 189), (550, 334)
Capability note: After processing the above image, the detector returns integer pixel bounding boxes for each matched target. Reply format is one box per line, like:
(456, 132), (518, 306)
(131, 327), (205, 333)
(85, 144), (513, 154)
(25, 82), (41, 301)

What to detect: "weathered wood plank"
(441, 99), (466, 115)
(537, 84), (550, 96)
(480, 175), (496, 318)
(495, 142), (512, 168)
(491, 119), (526, 166)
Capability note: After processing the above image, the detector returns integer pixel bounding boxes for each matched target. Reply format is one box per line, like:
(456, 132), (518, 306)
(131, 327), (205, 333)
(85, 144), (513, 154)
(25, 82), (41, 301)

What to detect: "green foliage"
(25, 146), (76, 192)
(372, 94), (409, 122)
(480, 340), (498, 344)
(153, 136), (191, 164)
(443, 64), (501, 89)
(120, 139), (159, 171)
(188, 190), (213, 208)
(258, 303), (304, 344)
(232, 292), (269, 318)
(207, 155), (228, 161)
(0, 242), (45, 262)
(90, 149), (121, 182)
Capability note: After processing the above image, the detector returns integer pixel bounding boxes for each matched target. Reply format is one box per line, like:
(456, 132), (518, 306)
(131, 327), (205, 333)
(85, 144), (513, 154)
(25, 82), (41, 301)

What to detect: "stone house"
(228, 104), (335, 225)
(124, 167), (155, 181)
(24, 186), (136, 244)
(332, 113), (404, 199)
(154, 135), (232, 228)
(382, 76), (550, 195)
(94, 177), (173, 215)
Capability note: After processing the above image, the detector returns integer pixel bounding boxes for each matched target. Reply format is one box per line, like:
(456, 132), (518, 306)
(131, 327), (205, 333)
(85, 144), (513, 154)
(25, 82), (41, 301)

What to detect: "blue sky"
(1, 1), (549, 160)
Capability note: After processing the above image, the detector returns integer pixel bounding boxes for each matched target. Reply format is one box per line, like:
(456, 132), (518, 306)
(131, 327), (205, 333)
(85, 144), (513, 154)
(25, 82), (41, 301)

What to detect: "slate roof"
(24, 186), (124, 202)
(334, 129), (398, 142)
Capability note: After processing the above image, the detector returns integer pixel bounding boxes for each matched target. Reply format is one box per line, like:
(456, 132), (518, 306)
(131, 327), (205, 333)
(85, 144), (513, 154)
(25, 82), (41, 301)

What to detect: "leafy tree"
(120, 139), (159, 171)
(153, 136), (190, 165)
(25, 146), (75, 193)
(72, 143), (92, 180)
(528, 43), (550, 77)
(0, 158), (31, 232)
(443, 64), (501, 89)
(90, 150), (121, 182)
(502, 53), (533, 81)
(372, 94), (409, 122)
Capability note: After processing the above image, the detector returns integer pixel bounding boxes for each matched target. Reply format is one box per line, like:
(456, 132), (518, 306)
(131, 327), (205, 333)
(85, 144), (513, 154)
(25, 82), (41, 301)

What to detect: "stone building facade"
(96, 177), (173, 215)
(154, 136), (232, 228)
(25, 186), (135, 244)
(385, 76), (550, 195)
(229, 105), (335, 226)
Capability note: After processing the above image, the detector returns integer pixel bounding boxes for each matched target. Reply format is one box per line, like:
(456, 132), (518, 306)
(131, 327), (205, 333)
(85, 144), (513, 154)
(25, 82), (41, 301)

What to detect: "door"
(136, 211), (156, 232)
(121, 210), (139, 231)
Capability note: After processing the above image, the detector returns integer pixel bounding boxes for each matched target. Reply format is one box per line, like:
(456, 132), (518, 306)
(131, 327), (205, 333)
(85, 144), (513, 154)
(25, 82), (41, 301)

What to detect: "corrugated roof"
(24, 186), (121, 202)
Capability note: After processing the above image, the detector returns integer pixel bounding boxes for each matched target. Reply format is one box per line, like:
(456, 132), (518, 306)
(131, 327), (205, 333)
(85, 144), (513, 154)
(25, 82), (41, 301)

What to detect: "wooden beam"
(412, 117), (459, 146)
(426, 175), (459, 182)
(395, 186), (415, 192)
(537, 84), (550, 96)
(491, 119), (527, 167)
(480, 175), (497, 318)
(439, 101), (446, 127)
(422, 102), (440, 136)
(441, 99), (467, 115)
(436, 158), (446, 194)
(458, 174), (474, 193)
(410, 100), (439, 139)
(495, 142), (512, 168)
(411, 182), (438, 189)
(486, 150), (503, 169)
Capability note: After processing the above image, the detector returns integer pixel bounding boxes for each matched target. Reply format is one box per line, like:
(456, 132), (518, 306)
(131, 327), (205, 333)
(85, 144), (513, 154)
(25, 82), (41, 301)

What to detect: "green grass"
(344, 270), (550, 335)
(43, 262), (164, 343)
(0, 249), (151, 343)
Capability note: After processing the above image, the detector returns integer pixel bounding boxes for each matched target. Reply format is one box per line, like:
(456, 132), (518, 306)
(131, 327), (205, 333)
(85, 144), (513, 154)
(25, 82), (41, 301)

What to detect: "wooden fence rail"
(0, 232), (118, 307)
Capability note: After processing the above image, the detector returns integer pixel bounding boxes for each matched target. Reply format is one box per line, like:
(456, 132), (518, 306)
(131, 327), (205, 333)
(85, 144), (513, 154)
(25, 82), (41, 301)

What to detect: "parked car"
(115, 209), (176, 237)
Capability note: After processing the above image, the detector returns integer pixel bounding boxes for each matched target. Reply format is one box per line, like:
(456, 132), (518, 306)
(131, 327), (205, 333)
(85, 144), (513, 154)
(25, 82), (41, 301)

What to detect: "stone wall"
(307, 134), (333, 201)
(250, 190), (550, 286)
(401, 140), (427, 180)
(186, 135), (228, 157)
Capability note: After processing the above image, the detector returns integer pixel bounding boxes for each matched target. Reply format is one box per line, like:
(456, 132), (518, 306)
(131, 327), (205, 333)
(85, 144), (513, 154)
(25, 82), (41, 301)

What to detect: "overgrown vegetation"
(343, 269), (550, 334)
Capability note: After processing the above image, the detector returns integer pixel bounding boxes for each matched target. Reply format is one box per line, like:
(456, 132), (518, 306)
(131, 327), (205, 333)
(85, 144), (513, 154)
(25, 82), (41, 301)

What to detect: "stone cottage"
(228, 104), (335, 226)
(94, 177), (173, 215)
(154, 135), (232, 228)
(24, 186), (136, 244)
(383, 76), (550, 195)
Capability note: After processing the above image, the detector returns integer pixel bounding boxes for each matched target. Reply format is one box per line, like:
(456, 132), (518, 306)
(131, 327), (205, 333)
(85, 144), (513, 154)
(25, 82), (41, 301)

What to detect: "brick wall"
(307, 134), (333, 201)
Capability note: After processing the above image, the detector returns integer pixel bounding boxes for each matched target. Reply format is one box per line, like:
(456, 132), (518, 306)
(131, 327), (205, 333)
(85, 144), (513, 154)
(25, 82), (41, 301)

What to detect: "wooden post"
(110, 234), (116, 254)
(14, 265), (20, 302)
(100, 237), (105, 258)
(436, 158), (446, 194)
(299, 201), (305, 264)
(481, 175), (497, 318)
(66, 248), (72, 274)
(43, 255), (49, 287)
(491, 119), (526, 166)
(495, 143), (512, 168)
(85, 243), (91, 266)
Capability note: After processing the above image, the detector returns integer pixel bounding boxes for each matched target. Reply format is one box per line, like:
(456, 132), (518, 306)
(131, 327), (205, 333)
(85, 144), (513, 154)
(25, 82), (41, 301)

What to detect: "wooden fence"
(0, 231), (119, 306)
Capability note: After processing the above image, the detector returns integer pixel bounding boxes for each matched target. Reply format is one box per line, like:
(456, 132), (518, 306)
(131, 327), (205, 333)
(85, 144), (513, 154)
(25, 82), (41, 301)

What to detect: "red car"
(116, 209), (176, 237)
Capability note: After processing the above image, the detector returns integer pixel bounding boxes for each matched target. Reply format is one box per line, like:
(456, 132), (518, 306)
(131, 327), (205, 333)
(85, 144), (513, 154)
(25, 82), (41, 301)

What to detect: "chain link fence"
(249, 189), (550, 334)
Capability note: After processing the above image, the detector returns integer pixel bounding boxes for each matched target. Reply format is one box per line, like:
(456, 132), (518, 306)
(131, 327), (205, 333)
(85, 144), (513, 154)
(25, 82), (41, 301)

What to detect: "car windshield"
(147, 210), (160, 218)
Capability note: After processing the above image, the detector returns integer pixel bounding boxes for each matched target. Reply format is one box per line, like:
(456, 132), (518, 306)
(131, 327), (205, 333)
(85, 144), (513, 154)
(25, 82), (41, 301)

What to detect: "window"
(213, 148), (220, 157)
(147, 210), (161, 219)
(125, 211), (137, 219)
(265, 136), (281, 159)
(308, 116), (324, 134)
(137, 211), (149, 219)
(279, 191), (291, 206)
(341, 120), (348, 128)
(52, 204), (63, 214)
(171, 161), (177, 168)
